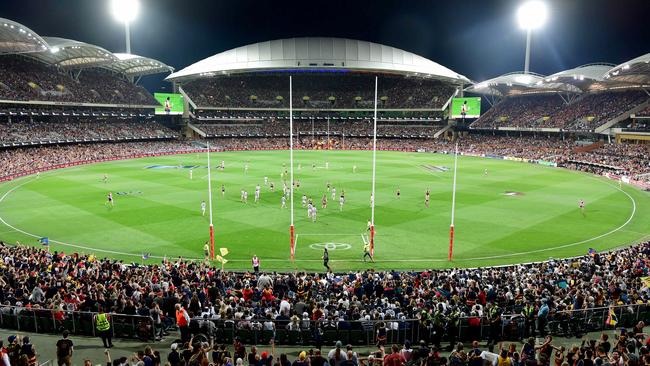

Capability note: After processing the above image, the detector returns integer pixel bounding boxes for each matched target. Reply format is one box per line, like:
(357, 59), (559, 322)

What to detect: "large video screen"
(154, 93), (184, 115)
(451, 97), (481, 119)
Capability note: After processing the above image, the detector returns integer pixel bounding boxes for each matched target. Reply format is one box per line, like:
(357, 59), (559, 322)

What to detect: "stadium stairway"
(434, 124), (453, 138)
(595, 97), (650, 134)
(187, 122), (208, 137)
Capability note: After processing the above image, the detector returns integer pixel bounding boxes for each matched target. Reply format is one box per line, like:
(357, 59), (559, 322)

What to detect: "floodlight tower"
(110, 0), (140, 54)
(517, 1), (548, 74)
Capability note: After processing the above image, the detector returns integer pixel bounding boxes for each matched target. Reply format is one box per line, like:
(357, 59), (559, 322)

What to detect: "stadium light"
(517, 1), (548, 74)
(110, 0), (140, 54)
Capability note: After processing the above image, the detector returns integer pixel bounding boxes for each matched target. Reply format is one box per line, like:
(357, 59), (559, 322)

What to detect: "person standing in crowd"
(537, 299), (550, 337)
(522, 299), (536, 338)
(55, 330), (74, 366)
(252, 255), (260, 273)
(175, 303), (191, 342)
(94, 310), (113, 348)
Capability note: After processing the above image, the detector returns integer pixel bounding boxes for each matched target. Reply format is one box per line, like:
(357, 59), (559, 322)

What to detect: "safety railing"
(188, 303), (650, 346)
(0, 305), (156, 341)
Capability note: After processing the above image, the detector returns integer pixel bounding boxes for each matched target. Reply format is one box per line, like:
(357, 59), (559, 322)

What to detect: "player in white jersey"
(189, 169), (193, 180)
(281, 195), (287, 209)
(302, 195), (307, 207)
(311, 206), (317, 222)
(579, 199), (585, 217)
(325, 162), (329, 169)
(103, 174), (108, 184)
(220, 160), (225, 170)
(244, 163), (249, 174)
(240, 189), (245, 202)
(307, 202), (313, 218)
(255, 185), (261, 203)
(201, 201), (206, 216)
(331, 187), (336, 200)
(425, 189), (430, 208)
(484, 169), (488, 176)
(270, 182), (275, 192)
(243, 191), (248, 203)
(106, 192), (114, 207)
(353, 165), (357, 173)
(339, 194), (345, 211)
(264, 176), (268, 185)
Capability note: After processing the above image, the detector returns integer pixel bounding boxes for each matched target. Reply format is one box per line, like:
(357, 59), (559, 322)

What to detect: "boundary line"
(0, 163), (642, 264)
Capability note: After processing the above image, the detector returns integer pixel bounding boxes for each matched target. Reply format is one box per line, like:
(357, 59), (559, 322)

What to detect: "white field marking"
(295, 233), (361, 236)
(0, 168), (640, 263)
(361, 234), (367, 245)
(294, 234), (299, 256)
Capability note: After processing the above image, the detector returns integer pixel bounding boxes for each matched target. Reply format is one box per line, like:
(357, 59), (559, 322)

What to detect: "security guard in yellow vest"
(94, 311), (113, 348)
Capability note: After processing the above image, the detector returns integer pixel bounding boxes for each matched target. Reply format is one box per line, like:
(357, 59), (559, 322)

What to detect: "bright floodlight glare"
(517, 1), (548, 30)
(111, 0), (140, 23)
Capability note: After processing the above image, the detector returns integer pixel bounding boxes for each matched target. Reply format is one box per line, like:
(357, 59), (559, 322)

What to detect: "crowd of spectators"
(183, 74), (456, 109)
(0, 56), (158, 105)
(0, 119), (178, 144)
(0, 141), (196, 179)
(471, 95), (564, 129)
(0, 236), (648, 365)
(472, 91), (649, 131)
(192, 121), (439, 138)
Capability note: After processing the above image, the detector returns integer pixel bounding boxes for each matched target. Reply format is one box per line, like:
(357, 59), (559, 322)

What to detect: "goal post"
(289, 75), (295, 260)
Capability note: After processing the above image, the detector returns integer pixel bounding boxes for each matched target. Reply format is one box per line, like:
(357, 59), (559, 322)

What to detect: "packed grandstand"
(0, 13), (650, 366)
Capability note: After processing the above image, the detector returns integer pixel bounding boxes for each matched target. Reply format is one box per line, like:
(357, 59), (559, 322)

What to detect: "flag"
(39, 237), (49, 246)
(588, 248), (596, 256)
(220, 248), (229, 256)
(605, 308), (618, 327)
(142, 253), (150, 260)
(216, 255), (223, 263)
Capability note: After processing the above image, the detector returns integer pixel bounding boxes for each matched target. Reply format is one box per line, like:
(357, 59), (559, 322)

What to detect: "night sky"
(1, 0), (648, 91)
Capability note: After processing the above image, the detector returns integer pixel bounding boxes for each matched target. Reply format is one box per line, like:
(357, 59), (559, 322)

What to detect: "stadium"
(0, 0), (649, 364)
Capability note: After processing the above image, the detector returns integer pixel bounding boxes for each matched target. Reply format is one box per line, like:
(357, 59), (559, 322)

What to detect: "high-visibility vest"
(176, 309), (189, 327)
(96, 313), (110, 331)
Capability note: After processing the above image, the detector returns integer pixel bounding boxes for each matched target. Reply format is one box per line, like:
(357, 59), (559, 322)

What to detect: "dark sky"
(1, 0), (648, 91)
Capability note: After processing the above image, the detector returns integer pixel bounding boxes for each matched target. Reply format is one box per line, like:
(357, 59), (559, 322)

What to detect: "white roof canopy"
(166, 37), (470, 84)
(466, 72), (580, 96)
(0, 18), (48, 54)
(30, 37), (118, 68)
(102, 53), (174, 77)
(605, 53), (650, 85)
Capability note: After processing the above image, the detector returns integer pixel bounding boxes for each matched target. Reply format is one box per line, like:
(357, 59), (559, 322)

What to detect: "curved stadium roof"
(103, 53), (175, 77)
(465, 71), (581, 96)
(30, 37), (118, 68)
(0, 18), (48, 54)
(605, 53), (650, 85)
(166, 37), (470, 84)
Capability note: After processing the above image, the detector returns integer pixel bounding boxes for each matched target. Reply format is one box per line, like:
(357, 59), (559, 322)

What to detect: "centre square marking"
(309, 242), (352, 251)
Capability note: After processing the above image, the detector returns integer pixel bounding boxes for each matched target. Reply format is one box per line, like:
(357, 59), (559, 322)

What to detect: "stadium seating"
(183, 74), (457, 109)
(472, 90), (650, 131)
(0, 119), (178, 145)
(0, 55), (158, 105)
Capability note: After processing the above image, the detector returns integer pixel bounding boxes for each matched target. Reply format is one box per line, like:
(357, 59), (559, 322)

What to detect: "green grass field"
(0, 150), (648, 271)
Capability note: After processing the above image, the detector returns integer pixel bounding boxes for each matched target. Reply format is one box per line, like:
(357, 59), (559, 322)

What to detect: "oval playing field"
(0, 150), (648, 271)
